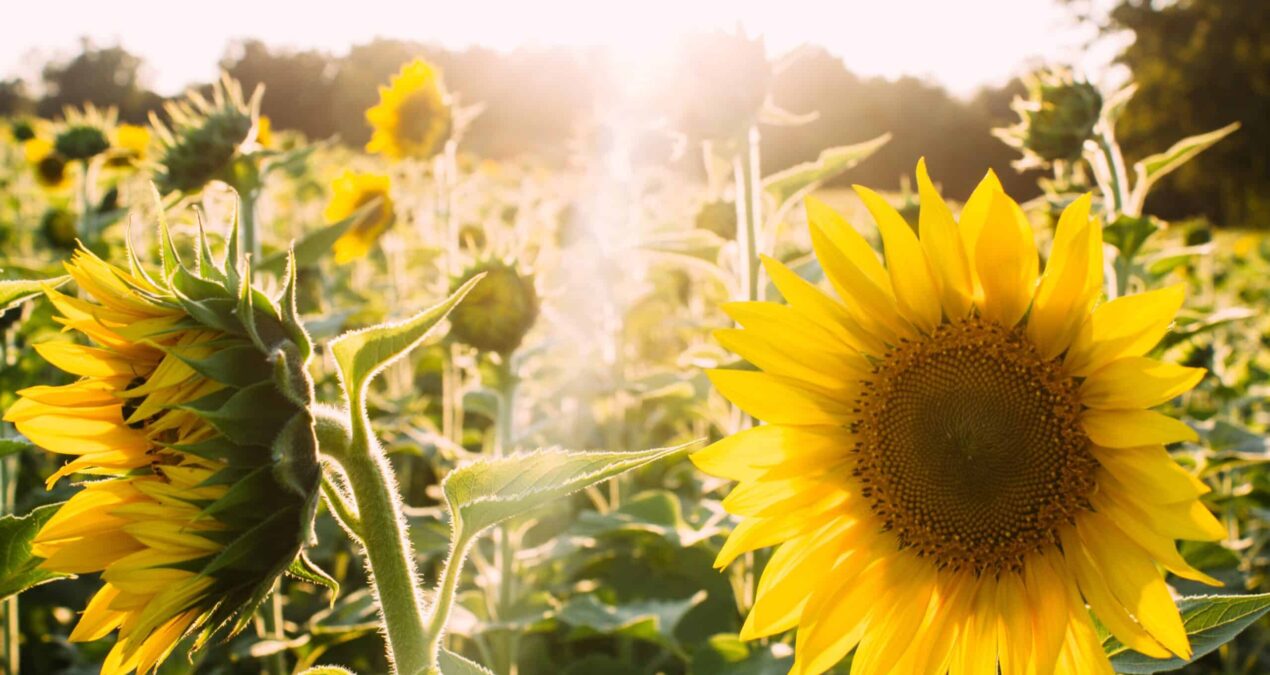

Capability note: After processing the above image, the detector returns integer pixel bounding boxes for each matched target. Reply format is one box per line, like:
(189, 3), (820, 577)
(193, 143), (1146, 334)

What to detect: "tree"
(221, 40), (338, 139)
(1108, 0), (1269, 227)
(37, 40), (161, 122)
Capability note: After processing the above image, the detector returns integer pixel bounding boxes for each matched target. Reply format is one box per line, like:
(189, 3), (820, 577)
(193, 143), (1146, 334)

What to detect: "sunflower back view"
(694, 159), (1221, 675)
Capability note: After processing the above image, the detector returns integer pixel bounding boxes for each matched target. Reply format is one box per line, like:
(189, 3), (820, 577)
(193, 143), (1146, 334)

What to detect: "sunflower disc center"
(397, 92), (440, 145)
(853, 317), (1096, 574)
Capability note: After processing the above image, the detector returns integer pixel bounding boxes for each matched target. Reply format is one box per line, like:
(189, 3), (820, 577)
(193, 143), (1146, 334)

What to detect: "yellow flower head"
(695, 160), (1220, 675)
(4, 229), (321, 674)
(255, 114), (273, 148)
(365, 58), (452, 160)
(105, 123), (151, 167)
(24, 138), (71, 191)
(325, 171), (396, 264)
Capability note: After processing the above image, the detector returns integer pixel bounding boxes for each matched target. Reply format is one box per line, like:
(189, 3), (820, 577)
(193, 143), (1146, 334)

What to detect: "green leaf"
(443, 443), (696, 540)
(0, 276), (67, 314)
(1131, 122), (1239, 210)
(287, 551), (339, 603)
(1104, 593), (1270, 673)
(0, 439), (35, 459)
(330, 276), (482, 413)
(692, 634), (794, 675)
(1103, 215), (1160, 261)
(255, 201), (379, 275)
(437, 649), (494, 675)
(0, 503), (71, 600)
(555, 592), (706, 650)
(763, 133), (891, 219)
(297, 667), (357, 675)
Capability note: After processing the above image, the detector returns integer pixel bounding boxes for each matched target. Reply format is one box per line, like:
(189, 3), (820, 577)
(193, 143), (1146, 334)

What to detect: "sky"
(0, 0), (1124, 98)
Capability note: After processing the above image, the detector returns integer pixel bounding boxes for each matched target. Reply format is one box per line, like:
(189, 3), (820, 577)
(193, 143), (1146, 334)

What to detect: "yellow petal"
(791, 555), (892, 675)
(714, 505), (843, 569)
(34, 342), (147, 379)
(957, 169), (1004, 302)
(1075, 512), (1191, 659)
(850, 555), (937, 675)
(741, 517), (859, 639)
(70, 584), (126, 642)
(1094, 471), (1225, 541)
(1053, 593), (1115, 675)
(1081, 408), (1198, 447)
(1064, 285), (1185, 376)
(916, 159), (974, 318)
(995, 571), (1032, 675)
(1028, 194), (1100, 359)
(722, 300), (877, 361)
(951, 575), (999, 675)
(1058, 525), (1172, 660)
(854, 185), (942, 332)
(722, 476), (847, 518)
(974, 190), (1038, 327)
(1091, 444), (1208, 503)
(708, 370), (851, 426)
(714, 328), (862, 392)
(690, 424), (852, 483)
(40, 533), (144, 574)
(1090, 484), (1221, 586)
(15, 413), (150, 455)
(761, 255), (885, 357)
(1023, 548), (1073, 675)
(904, 571), (977, 675)
(1080, 357), (1205, 410)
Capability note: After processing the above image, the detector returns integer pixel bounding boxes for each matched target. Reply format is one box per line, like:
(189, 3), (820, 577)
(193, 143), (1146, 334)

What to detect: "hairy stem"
(422, 530), (476, 671)
(317, 408), (429, 674)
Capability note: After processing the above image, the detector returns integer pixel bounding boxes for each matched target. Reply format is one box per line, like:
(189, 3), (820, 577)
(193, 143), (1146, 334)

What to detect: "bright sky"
(0, 0), (1123, 98)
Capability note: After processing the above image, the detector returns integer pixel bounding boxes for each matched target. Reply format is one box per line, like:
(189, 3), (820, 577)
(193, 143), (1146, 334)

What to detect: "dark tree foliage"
(221, 39), (339, 139)
(36, 39), (162, 123)
(1108, 0), (1268, 227)
(0, 79), (33, 116)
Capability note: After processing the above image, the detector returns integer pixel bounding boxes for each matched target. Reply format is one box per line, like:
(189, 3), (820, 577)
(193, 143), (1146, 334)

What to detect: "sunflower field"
(0, 23), (1268, 675)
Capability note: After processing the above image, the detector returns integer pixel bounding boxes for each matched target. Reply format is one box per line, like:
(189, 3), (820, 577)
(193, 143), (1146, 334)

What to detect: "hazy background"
(1, 0), (1263, 226)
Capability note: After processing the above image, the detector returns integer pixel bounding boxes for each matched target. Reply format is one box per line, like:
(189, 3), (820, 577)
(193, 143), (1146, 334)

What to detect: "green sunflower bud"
(448, 260), (538, 355)
(39, 207), (77, 249)
(152, 75), (258, 195)
(54, 124), (110, 161)
(996, 68), (1102, 167)
(5, 214), (321, 674)
(10, 119), (36, 142)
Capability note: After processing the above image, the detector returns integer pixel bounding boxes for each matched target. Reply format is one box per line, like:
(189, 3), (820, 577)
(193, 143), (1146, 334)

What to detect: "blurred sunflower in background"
(4, 239), (321, 674)
(365, 58), (452, 160)
(151, 75), (258, 195)
(695, 159), (1221, 675)
(105, 123), (151, 168)
(23, 137), (71, 190)
(325, 170), (396, 263)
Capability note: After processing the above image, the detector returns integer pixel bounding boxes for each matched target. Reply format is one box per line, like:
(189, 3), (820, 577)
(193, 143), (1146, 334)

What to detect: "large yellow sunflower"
(3, 242), (320, 674)
(365, 58), (452, 160)
(325, 170), (396, 264)
(693, 160), (1222, 675)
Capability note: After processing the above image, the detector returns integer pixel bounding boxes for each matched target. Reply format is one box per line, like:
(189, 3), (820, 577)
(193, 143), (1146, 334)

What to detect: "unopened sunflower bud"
(5, 222), (321, 675)
(39, 207), (77, 249)
(54, 125), (110, 161)
(448, 260), (538, 355)
(996, 68), (1102, 167)
(152, 75), (257, 194)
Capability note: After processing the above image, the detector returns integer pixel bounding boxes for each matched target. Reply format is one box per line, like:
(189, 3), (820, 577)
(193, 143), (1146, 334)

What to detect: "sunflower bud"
(152, 75), (258, 194)
(4, 223), (321, 674)
(996, 68), (1102, 167)
(54, 125), (110, 161)
(365, 58), (453, 160)
(39, 207), (77, 249)
(10, 119), (36, 142)
(448, 260), (538, 355)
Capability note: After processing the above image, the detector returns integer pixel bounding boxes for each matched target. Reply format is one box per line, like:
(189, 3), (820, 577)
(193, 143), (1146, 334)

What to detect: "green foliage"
(1104, 594), (1270, 673)
(0, 503), (69, 600)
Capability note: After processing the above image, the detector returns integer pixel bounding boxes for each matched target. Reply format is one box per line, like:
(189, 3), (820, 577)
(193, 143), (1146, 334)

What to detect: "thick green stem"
(318, 409), (429, 674)
(239, 186), (261, 262)
(493, 361), (520, 674)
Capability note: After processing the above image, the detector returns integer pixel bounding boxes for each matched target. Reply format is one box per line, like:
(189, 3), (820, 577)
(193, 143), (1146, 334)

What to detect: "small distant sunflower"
(694, 160), (1221, 675)
(255, 114), (273, 148)
(365, 58), (452, 160)
(4, 235), (321, 674)
(106, 123), (151, 168)
(325, 171), (396, 264)
(23, 138), (71, 190)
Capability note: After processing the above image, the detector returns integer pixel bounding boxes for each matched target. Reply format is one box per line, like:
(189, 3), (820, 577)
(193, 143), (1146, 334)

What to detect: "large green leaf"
(763, 133), (891, 219)
(330, 275), (482, 412)
(442, 443), (695, 540)
(555, 592), (706, 651)
(437, 648), (494, 675)
(1104, 593), (1270, 673)
(1130, 122), (1239, 211)
(0, 503), (70, 600)
(693, 633), (794, 675)
(0, 276), (68, 314)
(0, 439), (35, 459)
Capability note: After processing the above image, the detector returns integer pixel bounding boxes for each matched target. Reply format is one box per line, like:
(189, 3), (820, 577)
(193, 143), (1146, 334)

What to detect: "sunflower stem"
(421, 529), (476, 672)
(239, 185), (261, 263)
(76, 159), (95, 247)
(493, 358), (521, 673)
(317, 407), (430, 674)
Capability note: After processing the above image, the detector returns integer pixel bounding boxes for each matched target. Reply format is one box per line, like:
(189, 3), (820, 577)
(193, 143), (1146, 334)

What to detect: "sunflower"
(325, 171), (396, 264)
(693, 159), (1221, 675)
(23, 137), (71, 190)
(105, 123), (151, 168)
(365, 58), (452, 160)
(3, 235), (321, 674)
(151, 75), (257, 194)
